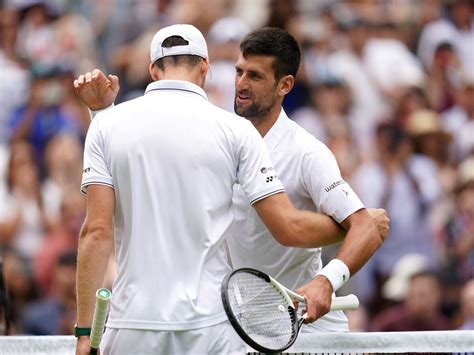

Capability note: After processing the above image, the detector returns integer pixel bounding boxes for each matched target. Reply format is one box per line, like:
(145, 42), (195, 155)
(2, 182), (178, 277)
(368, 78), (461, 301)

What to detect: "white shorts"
(300, 310), (349, 333)
(101, 321), (247, 355)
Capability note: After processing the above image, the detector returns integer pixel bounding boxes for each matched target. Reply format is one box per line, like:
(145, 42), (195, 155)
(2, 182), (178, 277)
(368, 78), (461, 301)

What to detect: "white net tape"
(0, 331), (472, 354)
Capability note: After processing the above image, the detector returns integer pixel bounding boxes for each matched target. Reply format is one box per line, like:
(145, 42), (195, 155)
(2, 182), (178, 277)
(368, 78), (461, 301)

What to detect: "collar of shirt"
(264, 108), (291, 153)
(145, 80), (208, 101)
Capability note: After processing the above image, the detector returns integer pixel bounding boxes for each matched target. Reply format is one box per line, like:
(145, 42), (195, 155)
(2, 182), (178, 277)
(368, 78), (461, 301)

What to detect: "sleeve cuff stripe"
(80, 181), (114, 194)
(250, 188), (285, 205)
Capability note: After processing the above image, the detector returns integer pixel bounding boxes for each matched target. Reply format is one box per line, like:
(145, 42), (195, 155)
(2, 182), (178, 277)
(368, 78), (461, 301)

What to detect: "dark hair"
(376, 122), (409, 153)
(58, 251), (77, 267)
(155, 36), (203, 70)
(239, 27), (301, 79)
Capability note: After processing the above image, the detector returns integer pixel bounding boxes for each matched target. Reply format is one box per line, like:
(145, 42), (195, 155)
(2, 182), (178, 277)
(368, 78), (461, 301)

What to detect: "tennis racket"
(89, 288), (111, 355)
(221, 268), (359, 353)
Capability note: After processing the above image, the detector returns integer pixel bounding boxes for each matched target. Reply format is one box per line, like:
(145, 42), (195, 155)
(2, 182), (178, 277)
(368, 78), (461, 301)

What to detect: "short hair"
(239, 27), (301, 80)
(155, 36), (203, 70)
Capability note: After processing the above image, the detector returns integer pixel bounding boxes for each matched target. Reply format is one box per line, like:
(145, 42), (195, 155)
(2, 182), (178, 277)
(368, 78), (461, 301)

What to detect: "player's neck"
(251, 106), (282, 137)
(159, 70), (203, 88)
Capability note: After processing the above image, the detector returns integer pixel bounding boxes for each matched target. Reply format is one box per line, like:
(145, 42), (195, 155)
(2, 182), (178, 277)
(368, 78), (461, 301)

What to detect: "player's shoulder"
(94, 98), (138, 118)
(93, 97), (145, 128)
(291, 120), (334, 158)
(207, 102), (255, 131)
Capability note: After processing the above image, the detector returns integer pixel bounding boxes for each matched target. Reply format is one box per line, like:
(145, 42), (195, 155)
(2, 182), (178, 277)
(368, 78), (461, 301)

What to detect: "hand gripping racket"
(221, 268), (359, 353)
(90, 288), (111, 355)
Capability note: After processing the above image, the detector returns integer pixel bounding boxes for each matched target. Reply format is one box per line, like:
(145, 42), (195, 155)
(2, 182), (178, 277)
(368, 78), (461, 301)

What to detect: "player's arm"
(254, 196), (383, 322)
(76, 184), (115, 355)
(295, 208), (382, 322)
(253, 193), (345, 247)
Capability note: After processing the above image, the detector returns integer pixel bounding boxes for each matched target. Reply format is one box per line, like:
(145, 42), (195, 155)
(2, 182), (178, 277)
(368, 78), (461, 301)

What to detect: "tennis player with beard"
(227, 27), (389, 332)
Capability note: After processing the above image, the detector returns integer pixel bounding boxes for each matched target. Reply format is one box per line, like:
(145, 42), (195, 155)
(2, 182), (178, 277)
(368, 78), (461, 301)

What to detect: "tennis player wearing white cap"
(74, 24), (382, 354)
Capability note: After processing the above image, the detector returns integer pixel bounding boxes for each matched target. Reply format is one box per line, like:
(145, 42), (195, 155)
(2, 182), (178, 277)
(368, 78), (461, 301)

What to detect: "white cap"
(382, 254), (429, 302)
(150, 24), (208, 63)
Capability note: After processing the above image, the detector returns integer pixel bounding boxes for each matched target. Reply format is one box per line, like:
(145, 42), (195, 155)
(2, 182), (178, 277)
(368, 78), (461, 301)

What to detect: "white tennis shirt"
(81, 80), (284, 331)
(227, 109), (365, 332)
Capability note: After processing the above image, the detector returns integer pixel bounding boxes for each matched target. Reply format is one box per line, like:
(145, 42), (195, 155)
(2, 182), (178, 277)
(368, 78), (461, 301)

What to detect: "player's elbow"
(79, 220), (113, 244)
(366, 219), (383, 251)
(271, 214), (306, 247)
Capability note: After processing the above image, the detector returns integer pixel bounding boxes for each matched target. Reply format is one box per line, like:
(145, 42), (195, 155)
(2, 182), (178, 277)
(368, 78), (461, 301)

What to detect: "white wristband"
(90, 103), (114, 120)
(316, 259), (350, 292)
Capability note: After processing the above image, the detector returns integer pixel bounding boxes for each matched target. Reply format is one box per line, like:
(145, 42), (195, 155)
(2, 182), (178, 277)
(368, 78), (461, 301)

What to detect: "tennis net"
(0, 331), (472, 354)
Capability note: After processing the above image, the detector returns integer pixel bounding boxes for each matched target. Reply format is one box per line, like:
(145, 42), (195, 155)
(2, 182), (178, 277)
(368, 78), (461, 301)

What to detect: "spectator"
(351, 123), (440, 307)
(7, 67), (84, 170)
(42, 133), (84, 226)
(458, 279), (474, 330)
(292, 79), (359, 178)
(393, 86), (431, 130)
(424, 42), (461, 112)
(442, 75), (474, 161)
(437, 156), (474, 290)
(417, 0), (474, 77)
(34, 191), (85, 295)
(0, 141), (52, 262)
(370, 271), (453, 331)
(406, 109), (457, 194)
(205, 16), (250, 112)
(22, 251), (77, 335)
(15, 0), (58, 69)
(1, 249), (39, 334)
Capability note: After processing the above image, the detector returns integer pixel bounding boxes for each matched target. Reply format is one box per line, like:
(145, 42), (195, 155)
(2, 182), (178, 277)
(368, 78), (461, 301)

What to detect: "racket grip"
(89, 288), (111, 352)
(330, 294), (359, 311)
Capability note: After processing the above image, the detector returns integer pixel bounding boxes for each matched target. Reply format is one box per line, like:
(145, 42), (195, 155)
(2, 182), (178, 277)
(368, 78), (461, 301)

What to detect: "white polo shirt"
(81, 80), (284, 331)
(227, 109), (365, 332)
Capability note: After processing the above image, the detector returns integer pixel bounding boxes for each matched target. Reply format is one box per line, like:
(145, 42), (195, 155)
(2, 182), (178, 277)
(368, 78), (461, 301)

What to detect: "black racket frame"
(221, 267), (301, 353)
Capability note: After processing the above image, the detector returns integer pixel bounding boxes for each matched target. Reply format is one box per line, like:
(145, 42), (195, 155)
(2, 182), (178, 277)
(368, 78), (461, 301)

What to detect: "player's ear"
(200, 58), (209, 77)
(278, 75), (294, 97)
(149, 63), (160, 81)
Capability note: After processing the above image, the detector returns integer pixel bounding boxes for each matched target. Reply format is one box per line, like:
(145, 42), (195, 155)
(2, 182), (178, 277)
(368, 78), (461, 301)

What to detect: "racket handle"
(89, 288), (111, 352)
(330, 294), (359, 311)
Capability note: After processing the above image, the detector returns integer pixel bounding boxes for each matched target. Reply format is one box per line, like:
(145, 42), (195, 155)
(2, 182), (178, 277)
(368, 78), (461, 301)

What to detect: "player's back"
(86, 80), (261, 331)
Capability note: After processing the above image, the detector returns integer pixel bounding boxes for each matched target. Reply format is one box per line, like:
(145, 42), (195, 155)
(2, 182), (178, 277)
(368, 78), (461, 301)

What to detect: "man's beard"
(234, 96), (277, 124)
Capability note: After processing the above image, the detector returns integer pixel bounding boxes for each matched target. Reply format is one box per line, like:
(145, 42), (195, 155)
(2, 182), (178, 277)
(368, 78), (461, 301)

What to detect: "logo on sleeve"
(266, 175), (278, 183)
(83, 167), (91, 174)
(324, 179), (346, 192)
(260, 166), (274, 174)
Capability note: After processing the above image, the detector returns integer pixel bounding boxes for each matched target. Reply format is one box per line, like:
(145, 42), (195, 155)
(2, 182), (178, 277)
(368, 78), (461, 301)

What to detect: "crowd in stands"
(0, 0), (472, 335)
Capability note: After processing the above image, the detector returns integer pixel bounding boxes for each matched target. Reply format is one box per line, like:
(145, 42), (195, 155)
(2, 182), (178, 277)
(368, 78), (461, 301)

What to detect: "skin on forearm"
(288, 209), (346, 247)
(76, 185), (115, 327)
(254, 192), (346, 248)
(76, 223), (113, 326)
(335, 209), (381, 275)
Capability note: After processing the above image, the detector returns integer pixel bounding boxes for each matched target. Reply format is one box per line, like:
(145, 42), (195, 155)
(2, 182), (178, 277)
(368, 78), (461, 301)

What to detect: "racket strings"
(227, 273), (296, 349)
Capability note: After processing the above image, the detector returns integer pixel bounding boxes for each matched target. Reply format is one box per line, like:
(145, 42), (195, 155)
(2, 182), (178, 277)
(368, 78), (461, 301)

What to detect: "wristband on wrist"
(316, 259), (350, 292)
(74, 324), (91, 337)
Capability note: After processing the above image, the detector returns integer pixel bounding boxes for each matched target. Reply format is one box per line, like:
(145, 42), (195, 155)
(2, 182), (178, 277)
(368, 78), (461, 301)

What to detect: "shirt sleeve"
(236, 123), (284, 205)
(302, 143), (364, 223)
(81, 117), (113, 194)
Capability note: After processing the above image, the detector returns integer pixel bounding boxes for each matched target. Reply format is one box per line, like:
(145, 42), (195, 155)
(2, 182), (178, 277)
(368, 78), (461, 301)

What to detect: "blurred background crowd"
(0, 0), (473, 336)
